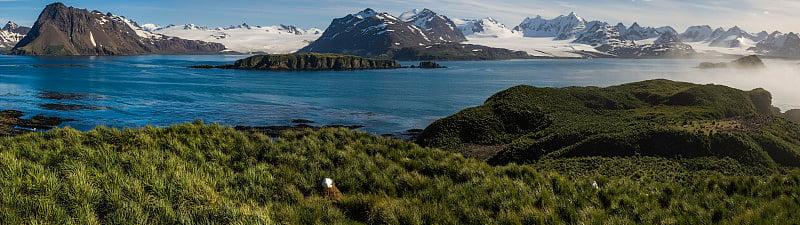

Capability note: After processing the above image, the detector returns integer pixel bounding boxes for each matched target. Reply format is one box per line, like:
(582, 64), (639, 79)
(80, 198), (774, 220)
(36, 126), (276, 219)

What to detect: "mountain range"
(3, 4), (800, 58)
(457, 12), (799, 58)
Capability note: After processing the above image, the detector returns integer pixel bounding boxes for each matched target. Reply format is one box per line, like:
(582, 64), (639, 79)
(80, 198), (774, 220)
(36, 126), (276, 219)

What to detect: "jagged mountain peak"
(3, 21), (19, 30)
(564, 12), (583, 21)
(629, 22), (642, 30)
(514, 12), (587, 39)
(355, 8), (379, 19)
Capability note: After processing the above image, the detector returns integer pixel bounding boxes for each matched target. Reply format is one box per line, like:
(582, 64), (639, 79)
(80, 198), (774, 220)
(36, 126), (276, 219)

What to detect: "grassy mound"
(416, 79), (800, 173)
(1, 122), (800, 224)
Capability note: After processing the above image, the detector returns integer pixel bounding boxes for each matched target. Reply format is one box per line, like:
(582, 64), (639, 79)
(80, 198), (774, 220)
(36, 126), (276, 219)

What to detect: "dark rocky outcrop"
(785, 109), (800, 123)
(699, 55), (766, 69)
(196, 53), (401, 71)
(10, 3), (225, 56)
(417, 61), (447, 68)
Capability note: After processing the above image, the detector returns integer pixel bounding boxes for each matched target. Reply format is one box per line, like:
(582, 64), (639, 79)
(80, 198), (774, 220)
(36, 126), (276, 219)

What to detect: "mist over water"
(0, 55), (798, 134)
(671, 59), (800, 112)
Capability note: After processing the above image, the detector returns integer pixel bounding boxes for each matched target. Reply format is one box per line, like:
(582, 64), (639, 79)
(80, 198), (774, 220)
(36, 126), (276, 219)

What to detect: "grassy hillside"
(416, 79), (800, 174)
(1, 122), (799, 224)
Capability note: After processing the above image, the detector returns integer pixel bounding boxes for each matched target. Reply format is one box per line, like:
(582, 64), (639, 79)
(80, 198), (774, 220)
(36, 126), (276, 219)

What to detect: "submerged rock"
(699, 55), (766, 69)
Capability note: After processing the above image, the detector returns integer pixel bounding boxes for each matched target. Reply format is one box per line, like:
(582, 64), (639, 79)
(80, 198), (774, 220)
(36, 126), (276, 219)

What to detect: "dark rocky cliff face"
(230, 53), (401, 70)
(10, 3), (224, 56)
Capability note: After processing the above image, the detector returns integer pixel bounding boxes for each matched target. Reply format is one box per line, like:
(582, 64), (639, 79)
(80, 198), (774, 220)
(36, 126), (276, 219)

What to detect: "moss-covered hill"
(416, 79), (800, 173)
(2, 122), (800, 224)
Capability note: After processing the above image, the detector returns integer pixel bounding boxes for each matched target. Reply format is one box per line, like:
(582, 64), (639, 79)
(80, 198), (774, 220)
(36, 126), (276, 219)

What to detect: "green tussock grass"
(1, 122), (800, 224)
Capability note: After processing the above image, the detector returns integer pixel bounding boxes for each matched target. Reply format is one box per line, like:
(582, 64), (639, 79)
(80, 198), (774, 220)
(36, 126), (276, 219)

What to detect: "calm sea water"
(1, 55), (799, 134)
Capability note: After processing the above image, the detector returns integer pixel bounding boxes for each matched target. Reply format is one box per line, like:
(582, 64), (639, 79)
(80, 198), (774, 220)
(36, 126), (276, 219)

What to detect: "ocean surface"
(1, 55), (799, 135)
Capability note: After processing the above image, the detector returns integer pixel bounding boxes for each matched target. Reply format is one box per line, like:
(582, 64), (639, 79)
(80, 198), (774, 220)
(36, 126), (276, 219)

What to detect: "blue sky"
(1, 0), (798, 33)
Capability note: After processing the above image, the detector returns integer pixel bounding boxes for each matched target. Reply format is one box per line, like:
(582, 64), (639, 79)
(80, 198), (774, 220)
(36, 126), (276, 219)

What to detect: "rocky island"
(191, 53), (402, 71)
(699, 55), (766, 69)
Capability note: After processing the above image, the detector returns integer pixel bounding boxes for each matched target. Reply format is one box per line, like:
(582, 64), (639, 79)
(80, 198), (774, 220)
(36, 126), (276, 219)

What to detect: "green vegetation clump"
(416, 79), (800, 173)
(2, 123), (800, 224)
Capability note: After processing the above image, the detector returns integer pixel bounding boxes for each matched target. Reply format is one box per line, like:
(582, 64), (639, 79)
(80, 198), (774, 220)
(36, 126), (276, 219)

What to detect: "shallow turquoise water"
(1, 55), (798, 134)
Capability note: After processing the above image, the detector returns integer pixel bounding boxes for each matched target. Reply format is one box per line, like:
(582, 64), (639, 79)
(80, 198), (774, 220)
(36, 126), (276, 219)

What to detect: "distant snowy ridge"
(456, 10), (798, 58)
(147, 22), (322, 54)
(455, 12), (691, 58)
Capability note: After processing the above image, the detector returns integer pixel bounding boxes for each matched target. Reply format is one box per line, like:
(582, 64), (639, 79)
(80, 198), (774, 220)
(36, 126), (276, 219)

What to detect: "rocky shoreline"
(0, 110), (70, 136)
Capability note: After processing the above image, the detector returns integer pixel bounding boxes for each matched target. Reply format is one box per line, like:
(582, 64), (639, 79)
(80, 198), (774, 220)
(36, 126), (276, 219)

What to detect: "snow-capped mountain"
(750, 32), (800, 57)
(513, 12), (586, 40)
(149, 23), (321, 54)
(0, 21), (30, 51)
(573, 21), (627, 46)
(680, 25), (714, 42)
(400, 8), (466, 42)
(299, 8), (465, 57)
(458, 12), (694, 58)
(678, 25), (772, 55)
(452, 17), (518, 38)
(618, 23), (678, 41)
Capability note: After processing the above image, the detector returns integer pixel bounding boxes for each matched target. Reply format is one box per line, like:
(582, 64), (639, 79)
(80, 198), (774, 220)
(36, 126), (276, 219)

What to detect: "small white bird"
(592, 181), (599, 189)
(323, 178), (334, 188)
(321, 177), (342, 201)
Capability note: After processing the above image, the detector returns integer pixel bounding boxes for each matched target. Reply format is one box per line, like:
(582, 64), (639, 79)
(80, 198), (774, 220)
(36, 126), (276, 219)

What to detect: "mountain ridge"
(9, 3), (225, 56)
